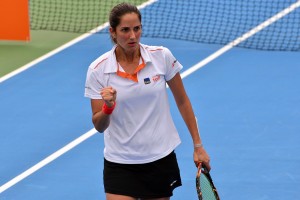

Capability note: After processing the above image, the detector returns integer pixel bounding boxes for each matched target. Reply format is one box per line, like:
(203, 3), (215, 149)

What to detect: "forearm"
(167, 73), (202, 146)
(176, 98), (202, 146)
(92, 111), (110, 133)
(91, 98), (115, 133)
(91, 87), (117, 133)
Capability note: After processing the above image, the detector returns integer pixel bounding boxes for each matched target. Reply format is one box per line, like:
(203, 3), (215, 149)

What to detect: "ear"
(109, 27), (116, 38)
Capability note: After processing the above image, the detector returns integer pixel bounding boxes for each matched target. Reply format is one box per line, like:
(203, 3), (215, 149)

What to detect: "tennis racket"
(196, 163), (220, 200)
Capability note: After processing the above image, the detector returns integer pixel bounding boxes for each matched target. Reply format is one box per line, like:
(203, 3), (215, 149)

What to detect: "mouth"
(128, 42), (136, 46)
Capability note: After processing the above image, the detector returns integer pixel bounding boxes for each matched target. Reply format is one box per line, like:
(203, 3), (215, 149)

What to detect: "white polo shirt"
(85, 43), (182, 164)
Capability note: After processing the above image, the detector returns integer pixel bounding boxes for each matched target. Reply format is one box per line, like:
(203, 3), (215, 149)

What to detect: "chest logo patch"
(152, 75), (160, 82)
(144, 77), (151, 84)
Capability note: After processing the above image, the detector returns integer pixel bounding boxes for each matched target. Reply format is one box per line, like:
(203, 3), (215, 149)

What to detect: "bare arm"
(91, 87), (116, 133)
(167, 73), (211, 170)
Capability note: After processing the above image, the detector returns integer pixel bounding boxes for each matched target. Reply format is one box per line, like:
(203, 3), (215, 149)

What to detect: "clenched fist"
(100, 86), (117, 107)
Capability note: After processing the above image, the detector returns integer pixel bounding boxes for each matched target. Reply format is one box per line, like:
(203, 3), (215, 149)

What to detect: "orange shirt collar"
(116, 57), (146, 82)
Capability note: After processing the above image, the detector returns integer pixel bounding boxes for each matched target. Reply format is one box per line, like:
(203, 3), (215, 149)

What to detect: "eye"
(121, 27), (130, 32)
(133, 25), (142, 32)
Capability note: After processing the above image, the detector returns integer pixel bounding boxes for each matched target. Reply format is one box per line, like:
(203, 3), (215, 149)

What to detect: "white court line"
(0, 128), (98, 194)
(0, 31), (99, 84)
(0, 0), (158, 84)
(1, 0), (299, 194)
(0, 0), (156, 193)
(180, 0), (300, 79)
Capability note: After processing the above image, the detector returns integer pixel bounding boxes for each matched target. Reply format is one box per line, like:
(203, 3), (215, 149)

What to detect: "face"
(110, 13), (142, 53)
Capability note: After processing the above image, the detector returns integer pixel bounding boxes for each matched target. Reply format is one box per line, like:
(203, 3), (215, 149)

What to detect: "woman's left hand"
(193, 147), (211, 171)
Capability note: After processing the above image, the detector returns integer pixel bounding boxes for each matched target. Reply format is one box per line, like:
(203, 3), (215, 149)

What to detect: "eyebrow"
(120, 24), (142, 28)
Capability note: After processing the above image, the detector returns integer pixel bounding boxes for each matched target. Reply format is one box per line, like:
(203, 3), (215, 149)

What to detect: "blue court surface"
(0, 32), (300, 200)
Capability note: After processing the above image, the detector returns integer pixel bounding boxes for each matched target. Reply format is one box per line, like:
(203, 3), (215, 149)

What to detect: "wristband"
(194, 143), (203, 148)
(102, 102), (116, 115)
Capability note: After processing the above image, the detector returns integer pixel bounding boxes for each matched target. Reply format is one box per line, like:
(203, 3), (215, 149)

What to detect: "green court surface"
(0, 30), (80, 77)
(0, 0), (146, 78)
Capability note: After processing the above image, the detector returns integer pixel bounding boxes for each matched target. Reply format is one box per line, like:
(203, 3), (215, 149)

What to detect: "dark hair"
(109, 3), (142, 43)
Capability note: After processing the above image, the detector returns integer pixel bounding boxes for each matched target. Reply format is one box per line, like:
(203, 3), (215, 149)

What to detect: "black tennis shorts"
(103, 151), (182, 199)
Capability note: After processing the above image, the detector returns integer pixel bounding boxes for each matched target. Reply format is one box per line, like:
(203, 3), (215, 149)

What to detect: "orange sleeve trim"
(94, 58), (108, 69)
(148, 48), (163, 52)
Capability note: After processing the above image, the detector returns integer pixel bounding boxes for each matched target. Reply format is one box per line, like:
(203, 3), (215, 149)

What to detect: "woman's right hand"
(100, 86), (117, 107)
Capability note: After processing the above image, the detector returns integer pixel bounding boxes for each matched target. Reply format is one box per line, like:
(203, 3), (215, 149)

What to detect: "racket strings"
(200, 174), (218, 199)
(196, 165), (219, 200)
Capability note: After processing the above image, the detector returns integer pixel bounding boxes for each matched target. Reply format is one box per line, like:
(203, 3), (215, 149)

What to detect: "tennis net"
(29, 0), (300, 51)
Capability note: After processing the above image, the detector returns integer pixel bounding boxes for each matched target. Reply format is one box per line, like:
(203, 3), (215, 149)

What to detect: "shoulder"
(141, 43), (170, 54)
(140, 44), (174, 60)
(142, 44), (164, 52)
(88, 51), (111, 71)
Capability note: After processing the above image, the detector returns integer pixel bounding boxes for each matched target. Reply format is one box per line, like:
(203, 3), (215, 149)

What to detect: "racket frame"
(196, 163), (220, 200)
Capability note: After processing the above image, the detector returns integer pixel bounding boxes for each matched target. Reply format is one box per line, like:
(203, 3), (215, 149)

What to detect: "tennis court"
(0, 1), (300, 199)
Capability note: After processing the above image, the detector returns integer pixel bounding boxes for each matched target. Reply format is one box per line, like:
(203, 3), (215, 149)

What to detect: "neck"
(115, 46), (140, 63)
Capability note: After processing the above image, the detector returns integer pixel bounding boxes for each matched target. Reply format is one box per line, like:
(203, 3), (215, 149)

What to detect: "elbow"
(90, 100), (111, 133)
(95, 127), (105, 133)
(92, 120), (106, 133)
(92, 115), (109, 133)
(177, 96), (190, 109)
(94, 125), (105, 133)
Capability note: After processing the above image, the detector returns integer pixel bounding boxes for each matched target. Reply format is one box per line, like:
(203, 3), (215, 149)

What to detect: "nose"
(129, 30), (136, 40)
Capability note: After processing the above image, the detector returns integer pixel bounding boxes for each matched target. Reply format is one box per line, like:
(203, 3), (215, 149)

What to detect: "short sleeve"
(163, 47), (183, 81)
(84, 67), (103, 99)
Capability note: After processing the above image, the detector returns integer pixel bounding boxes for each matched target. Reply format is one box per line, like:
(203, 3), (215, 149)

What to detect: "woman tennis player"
(84, 2), (211, 200)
